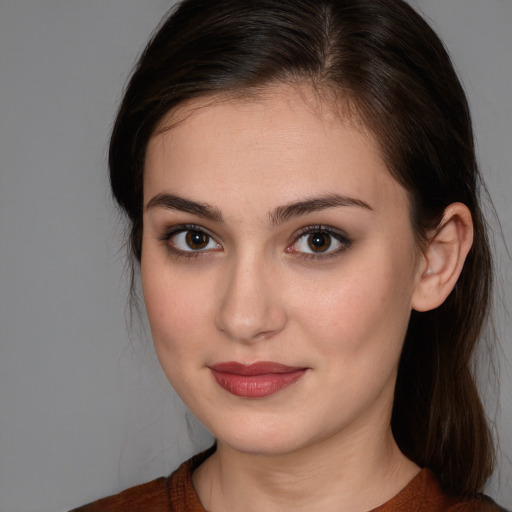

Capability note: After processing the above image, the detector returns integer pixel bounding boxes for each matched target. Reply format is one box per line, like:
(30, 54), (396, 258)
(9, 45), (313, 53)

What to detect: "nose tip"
(215, 308), (279, 343)
(214, 261), (286, 343)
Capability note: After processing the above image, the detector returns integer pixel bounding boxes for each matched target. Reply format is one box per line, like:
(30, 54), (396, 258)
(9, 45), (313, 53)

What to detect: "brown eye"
(185, 230), (210, 250)
(307, 233), (331, 252)
(167, 228), (221, 253)
(287, 226), (350, 257)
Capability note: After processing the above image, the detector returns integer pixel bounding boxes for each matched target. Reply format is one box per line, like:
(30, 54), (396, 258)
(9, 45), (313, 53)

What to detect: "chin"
(206, 414), (328, 458)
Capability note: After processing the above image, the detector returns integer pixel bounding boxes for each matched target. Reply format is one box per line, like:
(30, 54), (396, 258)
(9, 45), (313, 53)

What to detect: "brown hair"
(109, 0), (495, 497)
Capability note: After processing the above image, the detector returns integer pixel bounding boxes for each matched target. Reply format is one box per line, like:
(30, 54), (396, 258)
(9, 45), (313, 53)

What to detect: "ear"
(412, 203), (474, 312)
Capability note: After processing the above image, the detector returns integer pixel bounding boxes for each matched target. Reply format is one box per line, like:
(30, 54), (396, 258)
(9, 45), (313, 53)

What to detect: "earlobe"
(412, 203), (474, 312)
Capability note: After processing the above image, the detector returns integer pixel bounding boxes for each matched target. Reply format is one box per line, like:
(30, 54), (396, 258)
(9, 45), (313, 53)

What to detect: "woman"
(73, 0), (506, 510)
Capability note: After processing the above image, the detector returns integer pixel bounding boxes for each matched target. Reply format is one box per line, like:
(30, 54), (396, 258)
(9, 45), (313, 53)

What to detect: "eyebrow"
(145, 193), (223, 222)
(269, 194), (374, 226)
(145, 192), (373, 225)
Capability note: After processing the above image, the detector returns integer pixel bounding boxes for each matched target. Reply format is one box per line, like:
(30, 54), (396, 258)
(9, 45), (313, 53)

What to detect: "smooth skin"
(141, 85), (473, 512)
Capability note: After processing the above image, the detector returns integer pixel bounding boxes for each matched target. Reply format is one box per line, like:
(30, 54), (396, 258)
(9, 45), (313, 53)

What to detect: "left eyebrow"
(269, 194), (374, 226)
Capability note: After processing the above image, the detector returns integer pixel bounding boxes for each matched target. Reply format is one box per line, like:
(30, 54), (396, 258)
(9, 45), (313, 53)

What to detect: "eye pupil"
(186, 230), (209, 250)
(308, 233), (331, 252)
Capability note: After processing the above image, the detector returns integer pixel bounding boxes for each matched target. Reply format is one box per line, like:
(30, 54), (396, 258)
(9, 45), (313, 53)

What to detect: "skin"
(140, 85), (470, 512)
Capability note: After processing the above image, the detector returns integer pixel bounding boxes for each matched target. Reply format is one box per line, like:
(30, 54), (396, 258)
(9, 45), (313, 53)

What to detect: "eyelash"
(158, 224), (352, 260)
(158, 224), (220, 259)
(286, 225), (352, 261)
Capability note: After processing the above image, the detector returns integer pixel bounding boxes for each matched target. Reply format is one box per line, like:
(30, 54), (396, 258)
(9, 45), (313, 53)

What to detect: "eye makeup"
(157, 222), (352, 262)
(286, 225), (353, 261)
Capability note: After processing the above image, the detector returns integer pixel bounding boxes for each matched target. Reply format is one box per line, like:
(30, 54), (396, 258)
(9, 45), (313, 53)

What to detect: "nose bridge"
(215, 249), (286, 343)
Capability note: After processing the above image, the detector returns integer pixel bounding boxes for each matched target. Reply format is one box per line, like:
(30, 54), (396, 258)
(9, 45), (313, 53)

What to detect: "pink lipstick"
(209, 362), (308, 399)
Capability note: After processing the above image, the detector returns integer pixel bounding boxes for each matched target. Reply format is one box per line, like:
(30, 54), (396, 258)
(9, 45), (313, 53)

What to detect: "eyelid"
(157, 223), (351, 260)
(159, 224), (222, 257)
(286, 225), (352, 258)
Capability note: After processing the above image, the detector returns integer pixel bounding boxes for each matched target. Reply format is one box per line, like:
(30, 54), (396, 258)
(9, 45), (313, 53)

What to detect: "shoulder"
(69, 446), (215, 512)
(69, 476), (170, 512)
(446, 495), (509, 512)
(374, 469), (508, 512)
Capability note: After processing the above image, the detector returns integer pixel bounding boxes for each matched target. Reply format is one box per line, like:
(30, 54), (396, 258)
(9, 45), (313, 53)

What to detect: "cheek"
(141, 265), (218, 407)
(141, 255), (214, 362)
(289, 251), (415, 363)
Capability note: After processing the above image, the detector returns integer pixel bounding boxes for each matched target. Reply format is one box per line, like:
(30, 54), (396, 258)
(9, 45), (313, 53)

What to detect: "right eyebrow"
(145, 193), (223, 222)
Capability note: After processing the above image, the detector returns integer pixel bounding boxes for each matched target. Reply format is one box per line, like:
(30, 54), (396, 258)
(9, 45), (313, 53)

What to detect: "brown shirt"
(71, 449), (506, 512)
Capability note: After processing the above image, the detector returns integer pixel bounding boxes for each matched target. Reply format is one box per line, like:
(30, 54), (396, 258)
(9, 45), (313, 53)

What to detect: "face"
(141, 86), (422, 456)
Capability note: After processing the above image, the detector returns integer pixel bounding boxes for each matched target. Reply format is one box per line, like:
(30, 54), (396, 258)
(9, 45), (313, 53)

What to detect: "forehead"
(144, 85), (408, 217)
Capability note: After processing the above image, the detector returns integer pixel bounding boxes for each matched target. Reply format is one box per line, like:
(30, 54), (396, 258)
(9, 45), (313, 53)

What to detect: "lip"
(209, 361), (308, 399)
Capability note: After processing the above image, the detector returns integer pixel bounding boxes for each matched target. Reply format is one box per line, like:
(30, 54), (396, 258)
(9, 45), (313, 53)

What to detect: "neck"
(193, 426), (419, 512)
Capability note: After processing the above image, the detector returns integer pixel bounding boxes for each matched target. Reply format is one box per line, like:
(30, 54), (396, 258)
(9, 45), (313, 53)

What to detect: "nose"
(214, 254), (287, 343)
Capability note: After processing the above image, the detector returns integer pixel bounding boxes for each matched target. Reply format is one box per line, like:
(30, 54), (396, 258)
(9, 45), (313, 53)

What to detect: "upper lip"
(209, 361), (308, 376)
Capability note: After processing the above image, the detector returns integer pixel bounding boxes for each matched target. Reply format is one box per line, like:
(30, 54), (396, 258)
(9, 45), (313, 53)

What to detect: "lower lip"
(210, 368), (307, 399)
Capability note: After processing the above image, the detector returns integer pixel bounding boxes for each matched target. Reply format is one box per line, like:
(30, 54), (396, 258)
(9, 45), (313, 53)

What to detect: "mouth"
(209, 361), (309, 399)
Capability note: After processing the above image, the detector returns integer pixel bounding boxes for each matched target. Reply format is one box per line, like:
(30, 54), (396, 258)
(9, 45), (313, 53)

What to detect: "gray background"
(0, 1), (510, 510)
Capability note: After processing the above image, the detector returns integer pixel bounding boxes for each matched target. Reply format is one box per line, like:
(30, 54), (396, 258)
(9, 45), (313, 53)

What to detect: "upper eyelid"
(292, 225), (350, 240)
(159, 223), (349, 237)
(160, 223), (217, 240)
